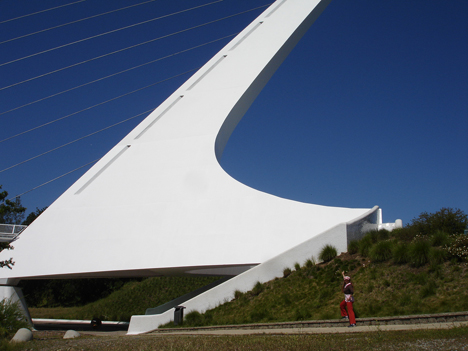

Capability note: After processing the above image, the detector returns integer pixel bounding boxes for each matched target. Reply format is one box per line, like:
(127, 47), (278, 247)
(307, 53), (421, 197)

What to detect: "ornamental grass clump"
(305, 257), (316, 268)
(0, 298), (30, 338)
(184, 311), (204, 326)
(429, 247), (447, 265)
(430, 230), (451, 247)
(348, 240), (359, 254)
(408, 240), (431, 267)
(358, 235), (373, 257)
(319, 245), (337, 263)
(369, 240), (393, 262)
(392, 242), (409, 264)
(251, 281), (264, 296)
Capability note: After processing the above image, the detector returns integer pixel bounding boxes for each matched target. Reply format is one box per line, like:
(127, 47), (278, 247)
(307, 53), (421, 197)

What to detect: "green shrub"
(391, 227), (418, 242)
(319, 245), (337, 262)
(234, 290), (243, 300)
(369, 241), (393, 262)
(429, 247), (447, 265)
(408, 208), (467, 236)
(358, 235), (373, 257)
(305, 258), (316, 268)
(392, 242), (408, 264)
(294, 262), (301, 271)
(184, 310), (203, 326)
(377, 229), (390, 241)
(430, 230), (451, 247)
(0, 299), (30, 338)
(408, 240), (431, 267)
(445, 234), (468, 262)
(252, 282), (264, 296)
(366, 230), (379, 244)
(348, 240), (359, 254)
(283, 268), (292, 278)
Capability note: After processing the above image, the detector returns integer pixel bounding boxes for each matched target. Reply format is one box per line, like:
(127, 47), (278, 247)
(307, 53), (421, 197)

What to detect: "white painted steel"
(0, 0), (375, 283)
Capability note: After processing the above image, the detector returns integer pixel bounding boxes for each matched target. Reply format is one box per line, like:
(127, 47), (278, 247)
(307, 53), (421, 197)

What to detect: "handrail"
(0, 224), (27, 242)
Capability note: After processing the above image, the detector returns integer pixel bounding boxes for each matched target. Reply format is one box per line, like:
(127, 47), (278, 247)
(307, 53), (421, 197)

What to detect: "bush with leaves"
(408, 240), (431, 267)
(392, 242), (408, 264)
(358, 235), (373, 257)
(251, 281), (264, 296)
(408, 208), (467, 236)
(348, 240), (359, 254)
(430, 230), (451, 247)
(0, 299), (29, 338)
(319, 245), (337, 262)
(369, 240), (393, 262)
(445, 234), (468, 262)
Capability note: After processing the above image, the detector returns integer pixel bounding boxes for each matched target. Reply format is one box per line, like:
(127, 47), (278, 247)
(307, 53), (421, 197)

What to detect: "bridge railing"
(0, 224), (27, 243)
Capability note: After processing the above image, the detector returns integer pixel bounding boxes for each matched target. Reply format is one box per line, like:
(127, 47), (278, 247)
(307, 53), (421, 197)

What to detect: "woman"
(340, 271), (356, 327)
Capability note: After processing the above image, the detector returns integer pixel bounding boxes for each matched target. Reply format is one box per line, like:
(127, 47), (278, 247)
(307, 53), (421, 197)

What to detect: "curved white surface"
(0, 0), (373, 282)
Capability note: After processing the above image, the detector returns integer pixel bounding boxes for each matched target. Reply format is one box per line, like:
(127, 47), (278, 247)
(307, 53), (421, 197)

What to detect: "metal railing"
(0, 224), (27, 242)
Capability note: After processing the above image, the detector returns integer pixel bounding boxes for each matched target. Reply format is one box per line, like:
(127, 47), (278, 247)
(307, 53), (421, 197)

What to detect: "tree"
(22, 207), (47, 226)
(408, 207), (468, 236)
(0, 185), (27, 269)
(0, 186), (25, 225)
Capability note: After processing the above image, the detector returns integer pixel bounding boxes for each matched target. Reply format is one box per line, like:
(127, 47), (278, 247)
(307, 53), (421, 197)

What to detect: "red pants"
(340, 300), (356, 324)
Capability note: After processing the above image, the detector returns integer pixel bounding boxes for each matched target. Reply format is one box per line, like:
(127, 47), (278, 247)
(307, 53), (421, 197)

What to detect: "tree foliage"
(0, 186), (25, 225)
(408, 207), (467, 236)
(22, 207), (47, 226)
(0, 185), (27, 270)
(0, 298), (29, 338)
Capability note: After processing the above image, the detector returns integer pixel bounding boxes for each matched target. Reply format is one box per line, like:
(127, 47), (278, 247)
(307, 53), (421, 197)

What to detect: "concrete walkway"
(144, 322), (468, 336)
(144, 312), (468, 336)
(36, 312), (468, 337)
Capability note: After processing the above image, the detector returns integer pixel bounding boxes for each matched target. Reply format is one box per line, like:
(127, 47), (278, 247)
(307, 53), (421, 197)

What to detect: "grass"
(2, 326), (468, 351)
(160, 256), (468, 328)
(28, 276), (221, 321)
(318, 244), (337, 262)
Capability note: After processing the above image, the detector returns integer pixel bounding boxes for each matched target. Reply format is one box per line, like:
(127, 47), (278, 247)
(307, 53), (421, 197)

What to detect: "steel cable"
(0, 0), (159, 45)
(0, 68), (198, 144)
(0, 34), (236, 119)
(0, 0), (223, 67)
(0, 0), (87, 24)
(0, 109), (154, 174)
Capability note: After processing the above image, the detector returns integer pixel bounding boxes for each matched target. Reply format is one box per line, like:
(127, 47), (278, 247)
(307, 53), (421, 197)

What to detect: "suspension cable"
(0, 34), (236, 118)
(8, 159), (100, 201)
(0, 0), (87, 24)
(0, 0), (159, 45)
(0, 68), (198, 144)
(0, 109), (154, 174)
(0, 0), (223, 67)
(0, 7), (268, 100)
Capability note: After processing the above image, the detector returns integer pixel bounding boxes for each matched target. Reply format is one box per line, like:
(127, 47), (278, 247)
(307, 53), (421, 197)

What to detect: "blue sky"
(0, 0), (467, 225)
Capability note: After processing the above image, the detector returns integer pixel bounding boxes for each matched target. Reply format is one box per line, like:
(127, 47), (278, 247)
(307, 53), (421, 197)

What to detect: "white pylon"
(1, 0), (379, 285)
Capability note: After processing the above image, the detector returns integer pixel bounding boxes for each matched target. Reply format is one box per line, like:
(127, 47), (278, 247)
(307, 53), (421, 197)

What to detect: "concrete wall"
(128, 206), (379, 334)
